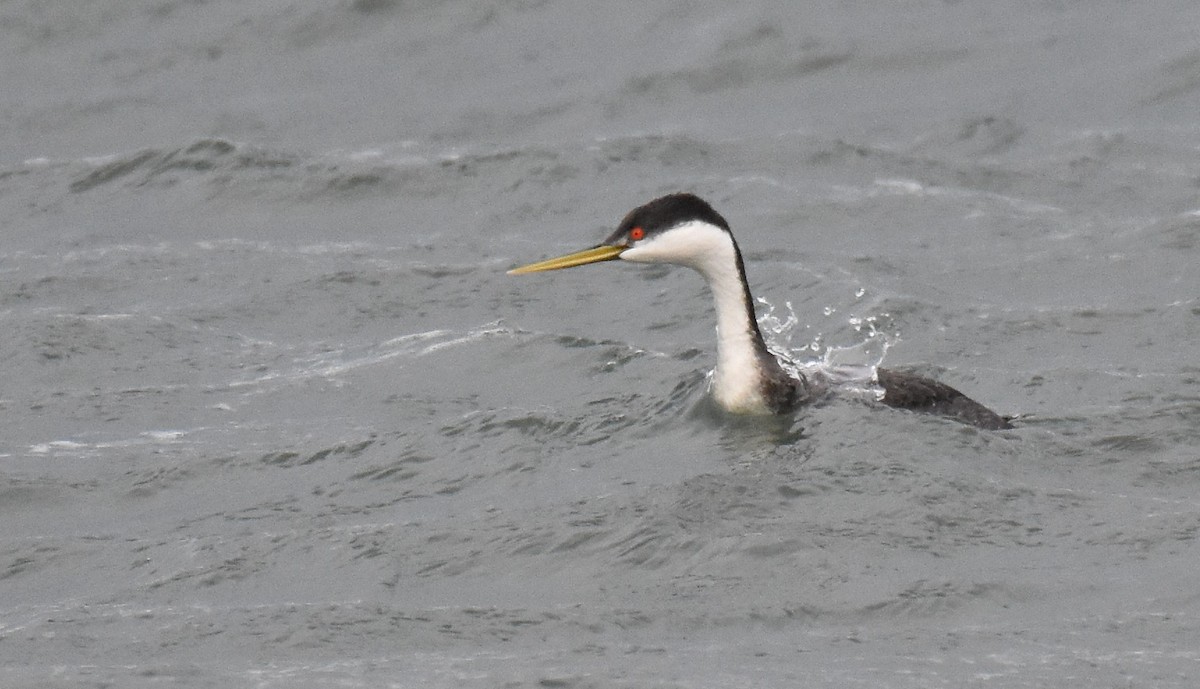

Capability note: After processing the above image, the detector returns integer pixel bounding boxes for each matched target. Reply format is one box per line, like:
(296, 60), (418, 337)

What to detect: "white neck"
(620, 220), (772, 413)
(705, 253), (772, 413)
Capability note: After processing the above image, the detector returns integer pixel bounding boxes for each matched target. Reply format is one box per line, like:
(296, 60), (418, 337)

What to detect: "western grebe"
(509, 193), (1011, 430)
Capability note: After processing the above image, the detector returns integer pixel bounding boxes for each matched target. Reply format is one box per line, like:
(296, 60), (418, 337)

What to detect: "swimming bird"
(509, 193), (1011, 430)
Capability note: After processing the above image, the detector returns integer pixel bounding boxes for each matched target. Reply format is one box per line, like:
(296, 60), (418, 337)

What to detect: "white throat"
(620, 221), (771, 413)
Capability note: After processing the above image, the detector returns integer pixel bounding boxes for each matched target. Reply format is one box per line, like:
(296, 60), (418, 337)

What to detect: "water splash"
(756, 291), (899, 398)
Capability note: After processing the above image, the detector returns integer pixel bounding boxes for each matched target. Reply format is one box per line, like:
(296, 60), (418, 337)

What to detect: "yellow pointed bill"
(507, 244), (625, 275)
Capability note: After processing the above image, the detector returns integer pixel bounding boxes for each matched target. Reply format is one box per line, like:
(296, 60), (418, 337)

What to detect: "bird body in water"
(509, 193), (1011, 430)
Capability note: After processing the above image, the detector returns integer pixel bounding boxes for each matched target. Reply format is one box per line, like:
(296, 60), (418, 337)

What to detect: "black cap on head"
(605, 193), (731, 244)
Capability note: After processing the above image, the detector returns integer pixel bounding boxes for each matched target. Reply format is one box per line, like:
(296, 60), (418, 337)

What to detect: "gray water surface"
(3, 2), (1199, 687)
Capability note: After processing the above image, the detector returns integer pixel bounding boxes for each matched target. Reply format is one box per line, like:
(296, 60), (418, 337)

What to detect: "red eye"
(629, 227), (645, 241)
